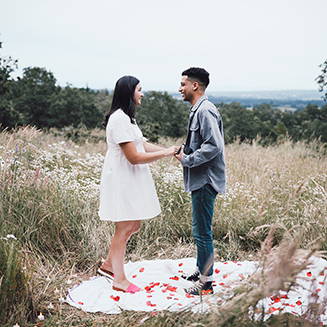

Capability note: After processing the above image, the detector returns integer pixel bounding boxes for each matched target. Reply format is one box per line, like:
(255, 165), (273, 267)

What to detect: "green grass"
(0, 127), (326, 326)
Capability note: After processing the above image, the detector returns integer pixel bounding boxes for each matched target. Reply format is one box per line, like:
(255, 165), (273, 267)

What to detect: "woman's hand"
(165, 146), (180, 156)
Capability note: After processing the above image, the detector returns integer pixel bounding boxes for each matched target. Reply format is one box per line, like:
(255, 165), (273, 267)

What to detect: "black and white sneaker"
(181, 270), (200, 282)
(184, 280), (213, 296)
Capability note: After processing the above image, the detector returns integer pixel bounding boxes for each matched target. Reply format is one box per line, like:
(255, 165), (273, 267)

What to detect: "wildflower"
(37, 312), (45, 320)
(47, 303), (54, 309)
(6, 234), (17, 240)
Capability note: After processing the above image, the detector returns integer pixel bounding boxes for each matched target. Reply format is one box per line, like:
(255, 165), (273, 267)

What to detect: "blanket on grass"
(66, 257), (327, 324)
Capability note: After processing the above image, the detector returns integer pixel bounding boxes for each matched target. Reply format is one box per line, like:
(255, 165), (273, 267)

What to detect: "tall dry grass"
(0, 127), (326, 326)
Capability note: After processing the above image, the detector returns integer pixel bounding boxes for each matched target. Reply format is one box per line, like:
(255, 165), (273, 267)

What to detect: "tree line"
(1, 41), (326, 144)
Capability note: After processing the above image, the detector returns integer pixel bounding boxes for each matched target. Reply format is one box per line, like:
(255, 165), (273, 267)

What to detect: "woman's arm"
(143, 141), (165, 152)
(120, 142), (177, 165)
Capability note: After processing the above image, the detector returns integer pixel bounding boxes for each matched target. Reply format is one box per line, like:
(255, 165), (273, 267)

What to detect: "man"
(174, 67), (226, 295)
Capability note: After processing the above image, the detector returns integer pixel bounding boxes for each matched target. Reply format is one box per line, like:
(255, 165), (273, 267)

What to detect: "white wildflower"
(37, 312), (45, 321)
(6, 234), (17, 240)
(47, 303), (54, 309)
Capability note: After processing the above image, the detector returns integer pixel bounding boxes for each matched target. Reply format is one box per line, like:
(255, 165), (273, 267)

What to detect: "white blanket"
(66, 257), (327, 324)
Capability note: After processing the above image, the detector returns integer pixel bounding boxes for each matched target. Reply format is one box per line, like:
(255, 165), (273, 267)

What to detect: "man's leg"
(185, 184), (217, 294)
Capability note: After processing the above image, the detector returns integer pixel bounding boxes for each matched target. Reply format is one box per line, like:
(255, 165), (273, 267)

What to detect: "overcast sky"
(1, 0), (326, 92)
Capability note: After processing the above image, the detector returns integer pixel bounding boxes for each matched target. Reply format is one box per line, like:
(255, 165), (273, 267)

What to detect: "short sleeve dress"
(98, 109), (161, 221)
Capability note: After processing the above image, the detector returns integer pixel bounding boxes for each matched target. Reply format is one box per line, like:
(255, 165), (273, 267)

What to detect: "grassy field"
(0, 127), (326, 327)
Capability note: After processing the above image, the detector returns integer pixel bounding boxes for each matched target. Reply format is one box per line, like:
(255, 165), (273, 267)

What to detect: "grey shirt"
(181, 95), (226, 193)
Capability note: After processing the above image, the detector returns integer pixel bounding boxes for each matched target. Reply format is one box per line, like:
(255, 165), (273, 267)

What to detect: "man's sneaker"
(181, 270), (200, 282)
(184, 280), (213, 296)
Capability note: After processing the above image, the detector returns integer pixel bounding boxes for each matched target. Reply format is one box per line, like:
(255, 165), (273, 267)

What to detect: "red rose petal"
(219, 282), (225, 286)
(223, 274), (228, 279)
(178, 263), (183, 267)
(170, 276), (179, 281)
(306, 272), (312, 277)
(132, 275), (137, 278)
(270, 296), (281, 303)
(146, 301), (156, 307)
(296, 300), (302, 305)
(185, 293), (194, 298)
(78, 301), (84, 305)
(268, 307), (280, 313)
(110, 296), (120, 302)
(215, 269), (220, 274)
(319, 281), (324, 285)
(139, 267), (145, 272)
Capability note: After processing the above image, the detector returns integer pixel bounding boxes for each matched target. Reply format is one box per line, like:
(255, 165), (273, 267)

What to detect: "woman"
(98, 75), (177, 293)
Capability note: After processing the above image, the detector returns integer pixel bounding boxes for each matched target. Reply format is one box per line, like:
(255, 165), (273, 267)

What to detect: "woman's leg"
(101, 220), (141, 289)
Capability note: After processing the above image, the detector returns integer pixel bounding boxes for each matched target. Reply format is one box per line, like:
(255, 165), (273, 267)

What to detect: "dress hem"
(98, 211), (161, 222)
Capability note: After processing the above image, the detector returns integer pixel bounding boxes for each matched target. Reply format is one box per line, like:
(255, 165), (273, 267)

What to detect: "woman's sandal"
(97, 266), (114, 279)
(112, 283), (141, 293)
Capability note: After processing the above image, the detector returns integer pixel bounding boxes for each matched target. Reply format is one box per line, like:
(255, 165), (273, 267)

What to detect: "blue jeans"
(191, 183), (217, 278)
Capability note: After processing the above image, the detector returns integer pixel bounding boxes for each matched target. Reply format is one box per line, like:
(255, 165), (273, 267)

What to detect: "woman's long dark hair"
(104, 75), (140, 126)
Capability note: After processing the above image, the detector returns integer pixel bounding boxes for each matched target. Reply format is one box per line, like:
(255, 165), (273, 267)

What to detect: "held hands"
(165, 146), (180, 157)
(174, 145), (184, 161)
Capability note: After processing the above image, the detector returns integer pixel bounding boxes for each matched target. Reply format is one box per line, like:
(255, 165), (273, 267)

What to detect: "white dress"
(98, 109), (161, 221)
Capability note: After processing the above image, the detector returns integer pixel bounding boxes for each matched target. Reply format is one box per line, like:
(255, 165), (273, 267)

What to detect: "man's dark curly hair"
(182, 67), (210, 88)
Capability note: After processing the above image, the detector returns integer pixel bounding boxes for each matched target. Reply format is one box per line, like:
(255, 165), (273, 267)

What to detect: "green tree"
(13, 67), (59, 128)
(220, 103), (262, 143)
(137, 91), (189, 141)
(0, 41), (21, 129)
(316, 59), (327, 101)
(49, 86), (103, 128)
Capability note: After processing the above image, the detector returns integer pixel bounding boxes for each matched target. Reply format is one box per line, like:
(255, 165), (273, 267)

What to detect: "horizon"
(1, 0), (326, 92)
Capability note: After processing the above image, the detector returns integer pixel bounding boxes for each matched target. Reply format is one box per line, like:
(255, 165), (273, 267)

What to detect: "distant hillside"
(171, 90), (325, 110)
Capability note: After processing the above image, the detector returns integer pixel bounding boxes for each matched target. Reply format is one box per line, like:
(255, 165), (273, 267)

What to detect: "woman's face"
(133, 83), (144, 106)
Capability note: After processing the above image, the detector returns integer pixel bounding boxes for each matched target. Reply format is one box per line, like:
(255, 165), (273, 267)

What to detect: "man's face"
(179, 75), (195, 103)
